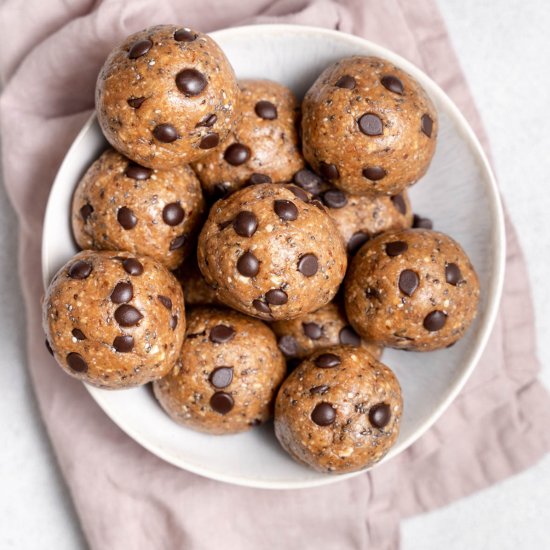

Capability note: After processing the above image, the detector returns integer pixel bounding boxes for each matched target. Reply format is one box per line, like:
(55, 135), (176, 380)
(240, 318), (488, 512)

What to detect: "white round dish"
(41, 24), (505, 489)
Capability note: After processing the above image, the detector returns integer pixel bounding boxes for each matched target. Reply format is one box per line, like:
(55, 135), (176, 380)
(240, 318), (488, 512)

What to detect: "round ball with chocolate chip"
(274, 346), (402, 473)
(42, 250), (185, 389)
(72, 148), (205, 269)
(96, 24), (239, 169)
(301, 56), (438, 196)
(344, 229), (480, 350)
(197, 183), (347, 320)
(271, 301), (382, 361)
(191, 79), (304, 199)
(153, 307), (286, 434)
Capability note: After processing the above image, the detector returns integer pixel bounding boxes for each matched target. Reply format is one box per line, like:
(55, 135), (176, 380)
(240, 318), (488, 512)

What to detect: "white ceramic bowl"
(42, 24), (505, 489)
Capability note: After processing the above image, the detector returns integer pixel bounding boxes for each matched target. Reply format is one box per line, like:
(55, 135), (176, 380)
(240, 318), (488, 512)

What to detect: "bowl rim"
(41, 23), (506, 490)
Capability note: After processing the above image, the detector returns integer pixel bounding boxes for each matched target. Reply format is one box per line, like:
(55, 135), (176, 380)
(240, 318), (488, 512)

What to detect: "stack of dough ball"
(72, 148), (205, 269)
(43, 250), (185, 389)
(192, 79), (304, 199)
(301, 56), (437, 196)
(275, 346), (402, 473)
(96, 24), (239, 168)
(197, 183), (347, 320)
(271, 301), (382, 362)
(345, 229), (480, 350)
(153, 307), (286, 434)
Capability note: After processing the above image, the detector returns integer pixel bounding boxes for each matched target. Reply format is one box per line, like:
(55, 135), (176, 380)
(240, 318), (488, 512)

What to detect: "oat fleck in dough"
(153, 307), (286, 434)
(301, 56), (438, 196)
(197, 183), (347, 320)
(72, 148), (205, 270)
(43, 250), (185, 389)
(345, 229), (480, 350)
(96, 25), (239, 169)
(275, 346), (402, 473)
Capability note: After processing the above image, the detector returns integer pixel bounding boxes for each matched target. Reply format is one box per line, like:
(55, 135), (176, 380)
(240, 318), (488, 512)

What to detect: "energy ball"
(301, 56), (438, 196)
(43, 250), (185, 389)
(191, 79), (304, 199)
(275, 346), (402, 473)
(174, 254), (220, 307)
(271, 301), (383, 361)
(96, 24), (239, 169)
(345, 229), (480, 350)
(72, 148), (205, 270)
(197, 183), (347, 321)
(153, 307), (286, 434)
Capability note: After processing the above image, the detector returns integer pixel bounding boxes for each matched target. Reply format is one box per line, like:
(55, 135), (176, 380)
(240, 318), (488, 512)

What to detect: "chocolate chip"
(421, 114), (433, 137)
(117, 207), (137, 230)
(321, 189), (347, 209)
(80, 203), (93, 222)
(175, 68), (207, 96)
(347, 232), (369, 255)
(265, 289), (288, 305)
(169, 234), (186, 250)
(445, 263), (462, 286)
(153, 124), (178, 143)
(253, 299), (271, 314)
(113, 335), (134, 353)
(110, 281), (133, 304)
(315, 353), (340, 368)
(127, 97), (145, 109)
(423, 310), (447, 331)
(255, 100), (277, 120)
(209, 325), (236, 344)
(114, 304), (143, 327)
(128, 39), (152, 59)
(125, 163), (152, 180)
(71, 328), (86, 341)
(158, 295), (172, 310)
(287, 185), (309, 202)
(199, 133), (219, 149)
(310, 385), (329, 395)
(122, 258), (143, 276)
(309, 198), (325, 211)
(293, 169), (323, 195)
(319, 162), (339, 181)
(381, 75), (404, 95)
(362, 166), (386, 181)
(297, 254), (318, 277)
(170, 315), (178, 329)
(274, 199), (298, 221)
(303, 322), (322, 340)
(209, 367), (233, 388)
(369, 403), (391, 428)
(413, 214), (433, 229)
(247, 173), (271, 185)
(391, 194), (407, 215)
(386, 241), (408, 257)
(237, 251), (260, 277)
(398, 269), (419, 296)
(162, 202), (185, 226)
(45, 340), (54, 355)
(224, 143), (251, 166)
(311, 402), (336, 426)
(339, 326), (361, 346)
(278, 335), (299, 357)
(358, 113), (383, 136)
(196, 114), (217, 127)
(210, 391), (234, 414)
(335, 75), (356, 89)
(68, 260), (92, 279)
(233, 211), (258, 237)
(174, 28), (197, 42)
(66, 352), (88, 373)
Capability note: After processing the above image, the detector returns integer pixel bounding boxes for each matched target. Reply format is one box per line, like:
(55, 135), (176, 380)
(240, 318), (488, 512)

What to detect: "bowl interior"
(41, 25), (504, 489)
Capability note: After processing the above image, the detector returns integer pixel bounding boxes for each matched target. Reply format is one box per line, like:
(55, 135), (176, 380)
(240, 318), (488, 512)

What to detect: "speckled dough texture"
(197, 183), (347, 320)
(275, 346), (402, 473)
(43, 250), (185, 389)
(72, 148), (205, 269)
(153, 307), (286, 434)
(191, 79), (304, 198)
(96, 25), (239, 169)
(301, 56), (438, 196)
(345, 229), (480, 350)
(174, 254), (220, 306)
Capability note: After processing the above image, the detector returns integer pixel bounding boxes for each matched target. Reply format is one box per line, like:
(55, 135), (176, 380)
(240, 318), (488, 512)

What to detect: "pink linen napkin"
(2, 0), (550, 548)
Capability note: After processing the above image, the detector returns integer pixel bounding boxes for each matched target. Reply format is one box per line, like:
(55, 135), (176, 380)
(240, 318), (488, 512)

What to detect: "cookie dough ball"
(192, 79), (304, 199)
(43, 250), (185, 389)
(72, 148), (205, 269)
(174, 254), (220, 307)
(345, 229), (480, 350)
(271, 301), (382, 361)
(153, 307), (286, 434)
(275, 346), (402, 473)
(96, 25), (239, 168)
(197, 184), (347, 320)
(301, 56), (438, 196)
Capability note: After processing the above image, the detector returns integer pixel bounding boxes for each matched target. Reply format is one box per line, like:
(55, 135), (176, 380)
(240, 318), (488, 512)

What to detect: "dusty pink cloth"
(1, 0), (549, 548)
